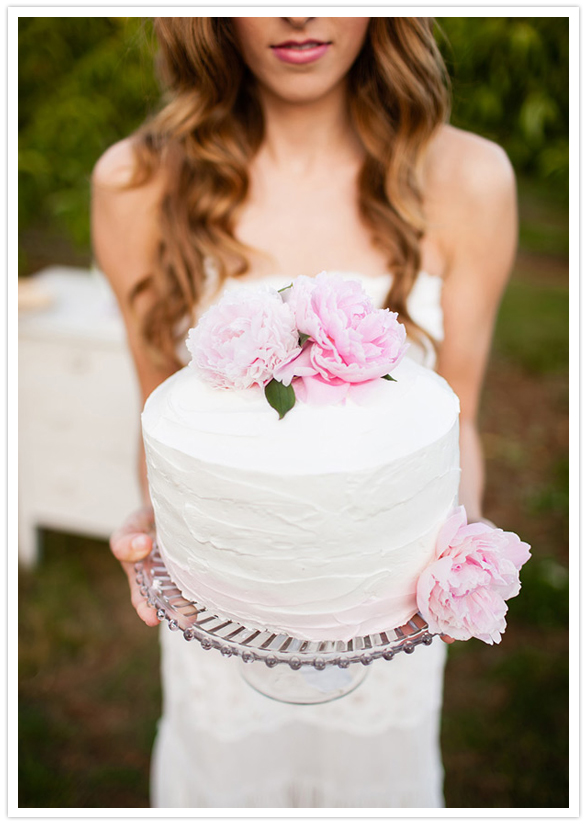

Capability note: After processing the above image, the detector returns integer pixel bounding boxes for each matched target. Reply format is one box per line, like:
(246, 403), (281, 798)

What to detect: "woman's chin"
(259, 73), (347, 107)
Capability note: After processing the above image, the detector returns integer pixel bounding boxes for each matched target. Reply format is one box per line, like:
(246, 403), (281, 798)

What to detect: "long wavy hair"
(129, 17), (450, 367)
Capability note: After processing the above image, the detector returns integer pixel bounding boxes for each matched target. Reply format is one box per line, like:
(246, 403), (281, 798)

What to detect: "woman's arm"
(91, 138), (177, 625)
(91, 138), (175, 404)
(426, 127), (518, 522)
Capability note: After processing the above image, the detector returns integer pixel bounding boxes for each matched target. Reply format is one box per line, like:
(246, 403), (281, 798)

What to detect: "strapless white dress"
(151, 270), (448, 809)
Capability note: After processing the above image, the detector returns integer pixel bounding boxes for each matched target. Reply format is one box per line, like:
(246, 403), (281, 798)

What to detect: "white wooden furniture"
(18, 266), (143, 566)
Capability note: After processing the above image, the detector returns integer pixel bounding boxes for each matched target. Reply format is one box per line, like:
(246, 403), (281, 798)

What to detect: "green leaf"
(382, 374), (397, 382)
(278, 283), (293, 293)
(299, 332), (310, 346)
(264, 379), (296, 419)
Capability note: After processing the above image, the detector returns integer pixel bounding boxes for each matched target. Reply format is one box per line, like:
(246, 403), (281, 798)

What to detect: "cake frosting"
(142, 355), (461, 642)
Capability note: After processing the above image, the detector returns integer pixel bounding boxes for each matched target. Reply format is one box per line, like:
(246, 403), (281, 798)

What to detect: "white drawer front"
(19, 334), (145, 546)
(20, 434), (143, 536)
(19, 338), (141, 420)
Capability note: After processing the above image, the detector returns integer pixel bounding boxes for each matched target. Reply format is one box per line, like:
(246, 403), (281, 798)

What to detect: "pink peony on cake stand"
(135, 542), (438, 705)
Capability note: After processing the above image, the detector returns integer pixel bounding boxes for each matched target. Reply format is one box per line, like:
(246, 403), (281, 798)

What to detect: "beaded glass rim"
(135, 542), (438, 671)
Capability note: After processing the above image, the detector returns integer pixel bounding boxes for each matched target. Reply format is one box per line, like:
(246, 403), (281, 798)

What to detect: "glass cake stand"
(135, 542), (438, 705)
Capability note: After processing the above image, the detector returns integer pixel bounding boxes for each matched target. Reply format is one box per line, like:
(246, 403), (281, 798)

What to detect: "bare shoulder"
(424, 124), (516, 210)
(92, 135), (166, 209)
(92, 136), (141, 189)
(422, 125), (517, 279)
(91, 137), (166, 303)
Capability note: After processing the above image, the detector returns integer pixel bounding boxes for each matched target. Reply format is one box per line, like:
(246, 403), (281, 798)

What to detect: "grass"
(493, 279), (568, 374)
(18, 533), (160, 808)
(439, 175), (569, 808)
(18, 176), (569, 809)
(517, 176), (569, 258)
(442, 639), (568, 807)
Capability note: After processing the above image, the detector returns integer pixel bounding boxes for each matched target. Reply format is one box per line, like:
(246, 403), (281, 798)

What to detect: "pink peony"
(274, 273), (408, 403)
(416, 506), (532, 645)
(187, 286), (301, 390)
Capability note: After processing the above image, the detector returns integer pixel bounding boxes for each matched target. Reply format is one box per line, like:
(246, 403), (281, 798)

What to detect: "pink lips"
(270, 39), (331, 65)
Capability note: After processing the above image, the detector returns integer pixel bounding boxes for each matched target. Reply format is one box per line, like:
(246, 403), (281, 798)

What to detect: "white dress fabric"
(151, 270), (448, 809)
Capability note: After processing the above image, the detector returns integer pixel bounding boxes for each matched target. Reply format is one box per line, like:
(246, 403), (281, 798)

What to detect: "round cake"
(142, 355), (461, 642)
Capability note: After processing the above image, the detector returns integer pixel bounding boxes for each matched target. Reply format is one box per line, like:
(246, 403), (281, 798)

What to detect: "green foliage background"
(18, 16), (569, 268)
(19, 17), (158, 259)
(437, 17), (569, 184)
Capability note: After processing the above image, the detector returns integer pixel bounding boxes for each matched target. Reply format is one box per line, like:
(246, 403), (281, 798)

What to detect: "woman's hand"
(110, 505), (160, 627)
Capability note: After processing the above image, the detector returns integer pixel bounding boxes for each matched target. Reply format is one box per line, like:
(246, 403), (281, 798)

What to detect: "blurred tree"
(18, 16), (569, 270)
(19, 17), (158, 256)
(437, 17), (569, 188)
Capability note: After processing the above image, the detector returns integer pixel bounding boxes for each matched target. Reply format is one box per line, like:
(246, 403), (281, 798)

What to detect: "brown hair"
(130, 17), (450, 367)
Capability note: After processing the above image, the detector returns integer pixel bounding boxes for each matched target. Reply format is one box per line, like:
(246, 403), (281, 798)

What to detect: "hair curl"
(129, 17), (450, 367)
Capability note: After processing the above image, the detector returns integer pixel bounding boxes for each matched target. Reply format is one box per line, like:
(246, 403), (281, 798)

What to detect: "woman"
(92, 17), (517, 808)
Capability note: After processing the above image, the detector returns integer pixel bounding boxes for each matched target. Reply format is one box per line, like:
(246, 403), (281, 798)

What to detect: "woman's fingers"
(110, 505), (155, 563)
(440, 634), (455, 644)
(123, 560), (161, 626)
(111, 530), (153, 563)
(109, 506), (159, 626)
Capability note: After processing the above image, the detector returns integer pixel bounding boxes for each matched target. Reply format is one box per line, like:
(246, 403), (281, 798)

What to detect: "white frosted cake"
(142, 355), (461, 642)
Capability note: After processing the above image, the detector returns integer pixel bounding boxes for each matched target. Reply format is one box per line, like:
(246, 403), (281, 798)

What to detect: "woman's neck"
(253, 78), (363, 176)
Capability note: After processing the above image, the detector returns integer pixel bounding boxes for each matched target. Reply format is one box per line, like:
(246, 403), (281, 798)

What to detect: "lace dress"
(151, 270), (449, 809)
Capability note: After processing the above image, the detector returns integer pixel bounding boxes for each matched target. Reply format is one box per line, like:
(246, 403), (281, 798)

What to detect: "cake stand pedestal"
(135, 543), (438, 705)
